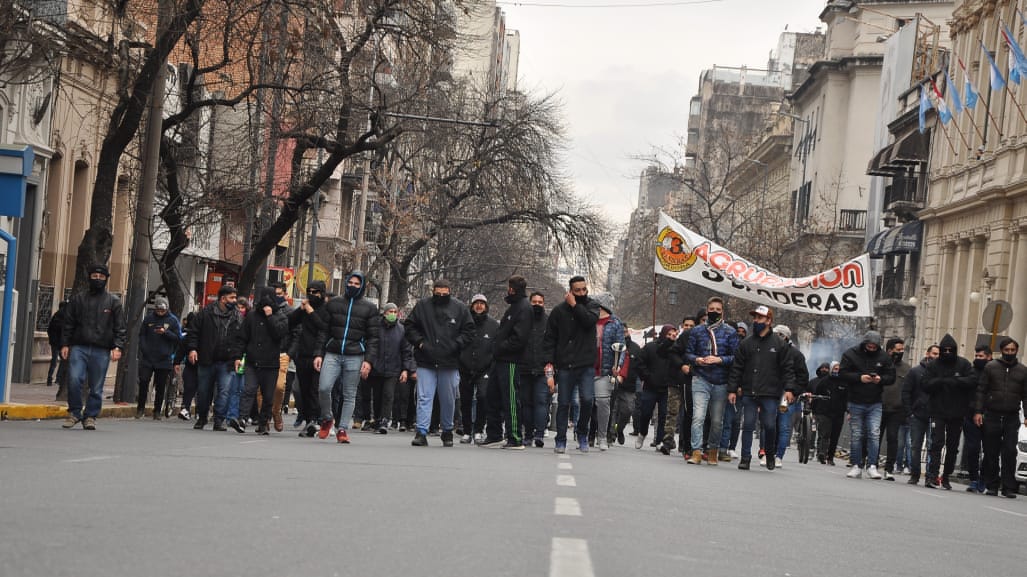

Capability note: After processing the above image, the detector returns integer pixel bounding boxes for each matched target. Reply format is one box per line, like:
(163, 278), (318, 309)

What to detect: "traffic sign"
(982, 300), (1013, 333)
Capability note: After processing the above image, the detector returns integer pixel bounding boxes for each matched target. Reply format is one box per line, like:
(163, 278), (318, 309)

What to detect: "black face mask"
(345, 284), (361, 299)
(574, 294), (589, 305)
(88, 278), (107, 294)
(1002, 353), (1017, 363)
(973, 359), (989, 370)
(432, 294), (451, 306)
(505, 294), (517, 304)
(307, 294), (324, 307)
(939, 349), (956, 362)
(532, 305), (545, 316)
(891, 352), (904, 363)
(816, 370), (829, 378)
(706, 311), (721, 325)
(472, 311), (487, 323)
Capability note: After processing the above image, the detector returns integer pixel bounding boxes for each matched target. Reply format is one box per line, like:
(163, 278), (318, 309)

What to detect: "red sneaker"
(318, 419), (334, 440)
(336, 428), (350, 444)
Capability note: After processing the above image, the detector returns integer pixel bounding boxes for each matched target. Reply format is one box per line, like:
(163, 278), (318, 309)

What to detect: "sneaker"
(479, 437), (504, 448)
(846, 465), (863, 479)
(360, 421), (375, 432)
(534, 438), (544, 448)
(577, 437), (589, 453)
(940, 476), (952, 490)
(925, 477), (939, 489)
(907, 475), (920, 485)
(329, 426), (337, 438)
(62, 416), (81, 429)
(318, 419), (334, 440)
(598, 439), (608, 451)
(228, 418), (245, 434)
(738, 457), (751, 470)
(213, 419), (227, 432)
(1001, 490), (1017, 499)
(292, 417), (304, 429)
(193, 417), (207, 430)
(411, 432), (428, 446)
(765, 454), (775, 470)
(178, 408), (190, 421)
(718, 450), (731, 462)
(772, 458), (780, 469)
(985, 489), (999, 496)
(135, 409), (144, 419)
(759, 454), (767, 468)
(501, 441), (525, 450)
(441, 431), (454, 447)
(554, 440), (566, 454)
(866, 466), (882, 480)
(83, 417), (96, 430)
(256, 422), (269, 435)
(377, 420), (390, 434)
(634, 435), (646, 450)
(304, 421), (318, 437)
(336, 428), (350, 444)
(883, 470), (895, 481)
(398, 424), (407, 432)
(460, 434), (473, 444)
(473, 432), (485, 444)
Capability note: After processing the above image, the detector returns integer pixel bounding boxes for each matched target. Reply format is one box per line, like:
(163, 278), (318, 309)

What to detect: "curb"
(0, 403), (139, 421)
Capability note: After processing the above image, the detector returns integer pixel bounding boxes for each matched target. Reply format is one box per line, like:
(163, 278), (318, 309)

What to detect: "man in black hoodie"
(289, 280), (328, 436)
(963, 345), (992, 492)
(542, 275), (601, 454)
(839, 330), (895, 480)
(185, 284), (241, 431)
(313, 271), (380, 443)
(492, 276), (534, 449)
(405, 279), (476, 447)
(359, 302), (414, 434)
(974, 337), (1027, 498)
(634, 325), (681, 451)
(901, 344), (939, 485)
(880, 338), (909, 480)
(234, 286), (290, 434)
(60, 264), (127, 431)
(922, 334), (977, 489)
(519, 291), (551, 447)
(459, 294), (499, 445)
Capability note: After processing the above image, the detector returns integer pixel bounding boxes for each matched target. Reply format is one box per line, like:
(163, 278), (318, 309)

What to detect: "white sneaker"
(759, 454), (767, 467)
(867, 465), (883, 480)
(847, 465), (863, 479)
(329, 426), (337, 437)
(883, 470), (895, 481)
(775, 459), (783, 469)
(473, 432), (484, 444)
(598, 439), (608, 451)
(460, 434), (472, 444)
(729, 450), (738, 459)
(634, 435), (645, 450)
(178, 408), (190, 420)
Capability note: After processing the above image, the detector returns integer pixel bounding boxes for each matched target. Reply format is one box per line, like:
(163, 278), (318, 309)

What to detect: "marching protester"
(232, 287), (290, 434)
(922, 334), (976, 489)
(840, 330), (896, 480)
(634, 325), (681, 451)
(175, 312), (199, 420)
(590, 292), (625, 451)
(289, 281), (328, 436)
(610, 333), (641, 446)
(901, 344), (939, 485)
(136, 296), (181, 420)
(187, 285), (242, 432)
(493, 277), (534, 450)
(964, 345), (993, 492)
(460, 294), (500, 446)
(811, 362), (846, 465)
(974, 337), (1027, 498)
(880, 338), (909, 481)
(770, 324), (808, 466)
(359, 303), (415, 434)
(670, 316), (696, 455)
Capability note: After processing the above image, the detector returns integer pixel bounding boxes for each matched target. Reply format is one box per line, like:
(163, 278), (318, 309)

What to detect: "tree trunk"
(158, 137), (190, 316)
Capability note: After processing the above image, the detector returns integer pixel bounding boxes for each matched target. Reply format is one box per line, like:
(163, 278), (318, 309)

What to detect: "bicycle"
(795, 393), (830, 464)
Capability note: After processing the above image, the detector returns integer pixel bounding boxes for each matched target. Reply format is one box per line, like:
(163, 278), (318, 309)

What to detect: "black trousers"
(180, 363), (198, 413)
(928, 416), (963, 479)
(815, 413), (844, 460)
(880, 410), (906, 472)
(240, 367), (279, 425)
(982, 410), (1021, 493)
(137, 365), (172, 413)
(460, 371), (490, 436)
(610, 388), (635, 440)
(496, 362), (522, 444)
(394, 378), (415, 426)
(636, 389), (667, 440)
(294, 358), (321, 422)
(364, 374), (399, 424)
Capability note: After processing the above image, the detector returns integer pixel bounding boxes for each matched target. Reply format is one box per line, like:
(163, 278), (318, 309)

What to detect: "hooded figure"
(839, 330), (896, 405)
(922, 334), (977, 488)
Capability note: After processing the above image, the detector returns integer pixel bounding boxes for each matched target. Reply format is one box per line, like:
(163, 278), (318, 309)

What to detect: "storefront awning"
(885, 131), (929, 168)
(866, 220), (923, 258)
(867, 143), (898, 176)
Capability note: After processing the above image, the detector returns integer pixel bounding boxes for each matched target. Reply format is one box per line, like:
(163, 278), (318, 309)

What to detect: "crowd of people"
(55, 265), (1027, 495)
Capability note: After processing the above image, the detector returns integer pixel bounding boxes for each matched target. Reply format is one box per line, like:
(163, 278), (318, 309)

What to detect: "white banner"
(654, 212), (873, 318)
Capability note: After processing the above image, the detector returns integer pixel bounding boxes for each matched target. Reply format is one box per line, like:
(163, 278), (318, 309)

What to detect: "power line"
(497, 0), (723, 8)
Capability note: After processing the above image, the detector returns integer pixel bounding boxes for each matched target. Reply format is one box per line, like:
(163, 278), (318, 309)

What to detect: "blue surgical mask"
(752, 322), (767, 335)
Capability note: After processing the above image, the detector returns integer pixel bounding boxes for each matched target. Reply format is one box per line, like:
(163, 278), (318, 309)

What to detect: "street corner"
(0, 403), (137, 421)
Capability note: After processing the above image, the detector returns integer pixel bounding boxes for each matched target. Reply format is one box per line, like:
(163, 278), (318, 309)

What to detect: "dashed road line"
(558, 462), (573, 470)
(554, 497), (582, 517)
(557, 474), (577, 487)
(549, 538), (595, 577)
(63, 455), (116, 463)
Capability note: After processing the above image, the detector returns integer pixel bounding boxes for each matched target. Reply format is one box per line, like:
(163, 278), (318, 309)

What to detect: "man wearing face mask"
(974, 337), (1027, 498)
(901, 344), (940, 485)
(288, 281), (328, 436)
(921, 334), (976, 489)
(518, 292), (551, 447)
(405, 279), (476, 447)
(184, 285), (241, 431)
(233, 286), (290, 434)
(268, 282), (296, 432)
(135, 297), (181, 420)
(492, 276), (534, 449)
(313, 271), (380, 444)
(60, 264), (127, 431)
(634, 325), (682, 451)
(879, 338), (909, 480)
(679, 296), (739, 465)
(963, 345), (992, 492)
(359, 303), (414, 434)
(839, 330), (896, 480)
(589, 292), (625, 452)
(812, 362), (846, 465)
(460, 294), (500, 446)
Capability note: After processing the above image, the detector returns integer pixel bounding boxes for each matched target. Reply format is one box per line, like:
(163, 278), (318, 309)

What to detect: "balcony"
(838, 209), (867, 232)
(883, 175), (925, 217)
(874, 269), (915, 301)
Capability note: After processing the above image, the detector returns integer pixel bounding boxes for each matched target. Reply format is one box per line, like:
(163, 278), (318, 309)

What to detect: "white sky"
(500, 0), (827, 225)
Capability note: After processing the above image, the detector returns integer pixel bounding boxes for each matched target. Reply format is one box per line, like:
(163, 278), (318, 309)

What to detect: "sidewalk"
(0, 381), (137, 421)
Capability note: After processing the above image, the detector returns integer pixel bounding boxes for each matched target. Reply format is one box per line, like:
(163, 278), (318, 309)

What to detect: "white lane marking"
(554, 497), (582, 517)
(985, 506), (1027, 518)
(550, 538), (594, 577)
(64, 456), (116, 463)
(556, 475), (577, 487)
(558, 462), (573, 470)
(911, 490), (943, 499)
(558, 454), (570, 460)
(239, 440), (261, 444)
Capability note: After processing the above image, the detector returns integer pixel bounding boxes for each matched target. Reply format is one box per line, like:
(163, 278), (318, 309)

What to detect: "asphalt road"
(1, 418), (1025, 577)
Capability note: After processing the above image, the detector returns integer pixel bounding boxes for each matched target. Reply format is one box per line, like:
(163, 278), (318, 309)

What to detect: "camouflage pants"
(662, 387), (684, 448)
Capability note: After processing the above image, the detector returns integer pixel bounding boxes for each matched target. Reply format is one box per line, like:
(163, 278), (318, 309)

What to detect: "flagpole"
(1000, 75), (1027, 125)
(996, 22), (1027, 126)
(932, 79), (973, 151)
(935, 117), (960, 158)
(978, 39), (1009, 138)
(959, 54), (1001, 140)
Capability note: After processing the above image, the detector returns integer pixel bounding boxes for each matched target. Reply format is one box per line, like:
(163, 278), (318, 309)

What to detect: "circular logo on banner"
(655, 226), (697, 272)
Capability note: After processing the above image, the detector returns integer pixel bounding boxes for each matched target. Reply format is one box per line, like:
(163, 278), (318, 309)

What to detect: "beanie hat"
(383, 302), (399, 312)
(659, 324), (676, 339)
(471, 293), (487, 304)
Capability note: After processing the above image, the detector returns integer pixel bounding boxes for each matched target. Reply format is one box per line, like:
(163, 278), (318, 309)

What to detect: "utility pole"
(353, 33), (380, 274)
(115, 0), (168, 404)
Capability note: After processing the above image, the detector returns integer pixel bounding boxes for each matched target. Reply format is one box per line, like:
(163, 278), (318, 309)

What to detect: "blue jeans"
(848, 402), (883, 467)
(66, 346), (111, 419)
(776, 399), (799, 459)
(521, 373), (551, 441)
(691, 375), (726, 451)
(741, 396), (778, 459)
(226, 371), (244, 419)
(318, 353), (362, 428)
(556, 366), (594, 444)
(720, 401), (740, 450)
(415, 367), (460, 434)
(962, 415), (983, 482)
(196, 362), (234, 421)
(896, 422), (911, 471)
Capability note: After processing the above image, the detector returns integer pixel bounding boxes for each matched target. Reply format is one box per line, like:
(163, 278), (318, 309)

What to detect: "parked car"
(1016, 411), (1027, 485)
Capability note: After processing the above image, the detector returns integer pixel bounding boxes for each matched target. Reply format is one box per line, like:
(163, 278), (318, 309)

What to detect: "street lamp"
(777, 110), (810, 228)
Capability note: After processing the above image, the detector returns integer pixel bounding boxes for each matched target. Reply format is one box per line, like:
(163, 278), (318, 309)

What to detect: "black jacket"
(923, 335), (977, 419)
(902, 359), (932, 419)
(459, 310), (499, 376)
(839, 343), (896, 405)
(782, 341), (809, 394)
(314, 273), (380, 362)
(519, 307), (549, 376)
(47, 305), (66, 347)
(404, 296), (476, 369)
(370, 317), (415, 377)
(812, 374), (847, 416)
(287, 299), (328, 360)
(62, 290), (127, 351)
(976, 357), (1027, 415)
(494, 293), (533, 364)
(728, 332), (796, 397)
(237, 288), (291, 369)
(636, 338), (682, 393)
(138, 310), (181, 370)
(619, 339), (643, 393)
(542, 297), (600, 370)
(883, 359), (910, 412)
(187, 301), (242, 366)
